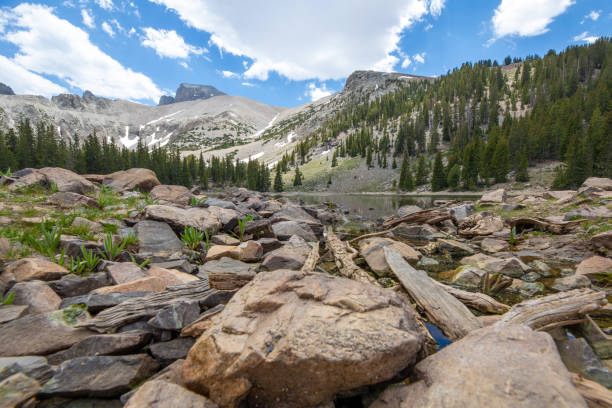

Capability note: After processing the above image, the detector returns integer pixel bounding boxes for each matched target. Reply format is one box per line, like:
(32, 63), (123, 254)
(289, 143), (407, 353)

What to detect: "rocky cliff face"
(158, 83), (225, 106)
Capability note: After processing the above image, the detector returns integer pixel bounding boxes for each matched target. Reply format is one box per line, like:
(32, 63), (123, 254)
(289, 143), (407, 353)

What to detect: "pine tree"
(293, 166), (302, 186)
(492, 136), (509, 183)
(447, 164), (460, 190)
(431, 151), (446, 191)
(399, 154), (409, 189)
(331, 151), (338, 167)
(273, 165), (283, 192)
(515, 150), (529, 182)
(415, 155), (427, 186)
(366, 146), (373, 168)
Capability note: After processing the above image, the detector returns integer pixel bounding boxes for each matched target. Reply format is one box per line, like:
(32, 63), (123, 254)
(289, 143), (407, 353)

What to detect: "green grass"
(65, 223), (95, 241)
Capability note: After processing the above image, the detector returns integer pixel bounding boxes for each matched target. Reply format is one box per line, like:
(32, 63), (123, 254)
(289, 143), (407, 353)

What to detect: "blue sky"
(0, 0), (610, 107)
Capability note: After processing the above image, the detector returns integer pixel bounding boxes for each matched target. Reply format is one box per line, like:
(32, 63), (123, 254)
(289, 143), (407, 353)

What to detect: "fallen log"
(494, 288), (607, 331)
(433, 280), (510, 314)
(507, 217), (583, 235)
(384, 247), (482, 341)
(347, 228), (395, 245)
(300, 241), (320, 273)
(572, 374), (612, 408)
(325, 227), (377, 285)
(382, 209), (451, 230)
(77, 278), (235, 333)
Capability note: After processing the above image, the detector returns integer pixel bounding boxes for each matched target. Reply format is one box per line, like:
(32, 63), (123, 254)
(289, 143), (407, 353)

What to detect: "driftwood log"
(347, 228), (395, 245)
(382, 209), (451, 230)
(384, 247), (482, 340)
(494, 288), (607, 331)
(301, 241), (320, 273)
(433, 280), (510, 314)
(325, 227), (377, 285)
(507, 217), (583, 235)
(572, 374), (612, 408)
(77, 279), (235, 333)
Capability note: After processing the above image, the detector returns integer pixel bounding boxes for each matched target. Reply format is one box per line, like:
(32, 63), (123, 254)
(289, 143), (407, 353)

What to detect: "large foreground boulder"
(150, 184), (194, 206)
(182, 270), (425, 408)
(143, 205), (221, 234)
(103, 168), (160, 192)
(125, 380), (217, 408)
(6, 167), (94, 194)
(370, 325), (586, 408)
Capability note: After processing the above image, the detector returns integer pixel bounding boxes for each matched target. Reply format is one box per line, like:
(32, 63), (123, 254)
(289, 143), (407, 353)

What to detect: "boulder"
(480, 188), (506, 204)
(205, 245), (241, 261)
(150, 184), (194, 206)
(460, 253), (529, 278)
(436, 239), (474, 258)
(579, 177), (612, 194)
(370, 325), (586, 408)
(6, 168), (46, 191)
(272, 220), (317, 242)
(551, 275), (591, 291)
(50, 191), (99, 209)
(564, 206), (612, 221)
(147, 301), (200, 331)
(11, 280), (62, 314)
(391, 224), (443, 242)
(0, 237), (11, 260)
(125, 380), (217, 408)
(206, 206), (243, 232)
(557, 337), (612, 388)
(238, 240), (263, 262)
(260, 236), (312, 271)
(255, 237), (283, 253)
(359, 237), (421, 277)
(103, 168), (160, 192)
(576, 256), (612, 280)
(543, 190), (576, 202)
(0, 373), (40, 408)
(92, 277), (168, 295)
(0, 356), (54, 383)
(451, 265), (487, 289)
(449, 203), (475, 222)
(39, 354), (159, 398)
(107, 263), (146, 285)
(47, 331), (153, 365)
(134, 220), (183, 258)
(182, 270), (425, 408)
(0, 306), (95, 356)
(48, 272), (110, 298)
(143, 205), (221, 234)
(211, 234), (240, 246)
(591, 231), (612, 250)
(0, 305), (28, 325)
(60, 292), (152, 314)
(40, 167), (96, 194)
(458, 213), (505, 237)
(242, 219), (275, 239)
(145, 266), (199, 286)
(149, 260), (195, 274)
(59, 236), (100, 259)
(480, 237), (510, 253)
(397, 205), (422, 217)
(270, 205), (323, 235)
(2, 258), (69, 284)
(199, 257), (257, 290)
(149, 338), (195, 366)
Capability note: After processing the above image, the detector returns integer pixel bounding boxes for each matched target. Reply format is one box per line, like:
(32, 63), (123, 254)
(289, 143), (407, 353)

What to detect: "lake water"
(278, 192), (480, 221)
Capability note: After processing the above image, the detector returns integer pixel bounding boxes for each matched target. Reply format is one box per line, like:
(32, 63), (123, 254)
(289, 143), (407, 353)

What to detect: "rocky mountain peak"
(0, 82), (15, 96)
(158, 83), (225, 106)
(343, 70), (432, 94)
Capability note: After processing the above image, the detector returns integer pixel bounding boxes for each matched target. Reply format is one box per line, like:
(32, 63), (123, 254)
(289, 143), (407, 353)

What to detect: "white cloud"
(429, 0), (445, 17)
(81, 9), (95, 28)
(306, 82), (333, 101)
(401, 57), (412, 69)
(101, 21), (115, 37)
(574, 31), (599, 44)
(221, 70), (239, 79)
(241, 82), (256, 87)
(491, 0), (574, 39)
(587, 10), (601, 21)
(0, 55), (67, 96)
(413, 52), (425, 64)
(1, 4), (162, 101)
(179, 61), (189, 69)
(148, 0), (440, 81)
(128, 27), (136, 36)
(424, 23), (433, 31)
(141, 27), (206, 59)
(95, 0), (115, 10)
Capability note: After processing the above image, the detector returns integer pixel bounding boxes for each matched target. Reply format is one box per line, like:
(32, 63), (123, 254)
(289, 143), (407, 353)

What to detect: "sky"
(0, 0), (610, 108)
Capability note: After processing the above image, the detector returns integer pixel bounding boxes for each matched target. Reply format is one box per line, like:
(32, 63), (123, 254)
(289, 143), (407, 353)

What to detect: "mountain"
(0, 82), (14, 96)
(158, 83), (225, 105)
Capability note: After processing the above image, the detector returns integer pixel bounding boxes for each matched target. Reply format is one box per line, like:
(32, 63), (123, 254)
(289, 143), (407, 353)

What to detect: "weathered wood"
(347, 228), (395, 245)
(382, 209), (451, 230)
(507, 217), (583, 235)
(77, 278), (235, 333)
(572, 374), (612, 408)
(573, 315), (612, 359)
(494, 288), (607, 331)
(325, 227), (377, 285)
(433, 280), (510, 314)
(301, 241), (320, 273)
(384, 247), (482, 341)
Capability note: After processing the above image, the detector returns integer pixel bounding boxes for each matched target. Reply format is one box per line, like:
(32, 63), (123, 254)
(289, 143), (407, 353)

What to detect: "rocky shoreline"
(1, 167), (611, 407)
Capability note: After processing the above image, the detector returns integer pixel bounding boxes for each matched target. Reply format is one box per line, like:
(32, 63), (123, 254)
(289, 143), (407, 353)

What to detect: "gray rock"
(396, 205), (422, 217)
(147, 302), (200, 331)
(436, 239), (474, 258)
(60, 292), (152, 314)
(255, 237), (282, 253)
(521, 271), (541, 282)
(50, 191), (99, 209)
(557, 337), (612, 388)
(0, 373), (40, 408)
(198, 257), (257, 290)
(0, 305), (28, 325)
(40, 355), (159, 398)
(205, 198), (237, 210)
(551, 275), (591, 291)
(449, 203), (475, 222)
(451, 265), (486, 289)
(124, 379), (217, 408)
(134, 221), (183, 258)
(106, 263), (146, 285)
(391, 224), (443, 241)
(260, 236), (312, 271)
(506, 279), (544, 298)
(149, 338), (195, 366)
(480, 238), (510, 253)
(564, 206), (612, 221)
(102, 168), (160, 193)
(149, 260), (196, 274)
(60, 236), (101, 259)
(272, 220), (317, 242)
(47, 331), (153, 365)
(49, 273), (110, 298)
(0, 356), (54, 383)
(11, 280), (62, 314)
